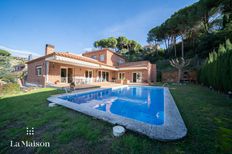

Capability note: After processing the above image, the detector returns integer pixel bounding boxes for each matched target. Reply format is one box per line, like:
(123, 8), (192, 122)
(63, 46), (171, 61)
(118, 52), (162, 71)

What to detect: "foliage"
(0, 49), (11, 56)
(0, 83), (20, 95)
(199, 39), (232, 92)
(94, 37), (117, 49)
(147, 0), (231, 59)
(0, 55), (26, 83)
(0, 56), (14, 82)
(93, 36), (142, 61)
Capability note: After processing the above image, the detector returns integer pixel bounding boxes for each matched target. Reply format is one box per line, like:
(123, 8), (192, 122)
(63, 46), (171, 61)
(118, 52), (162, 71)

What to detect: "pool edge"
(47, 86), (187, 141)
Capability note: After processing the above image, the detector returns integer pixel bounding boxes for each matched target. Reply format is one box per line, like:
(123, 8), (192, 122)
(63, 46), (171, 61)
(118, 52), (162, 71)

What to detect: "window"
(118, 72), (125, 80)
(99, 54), (105, 61)
(36, 66), (42, 76)
(118, 59), (124, 64)
(91, 55), (97, 59)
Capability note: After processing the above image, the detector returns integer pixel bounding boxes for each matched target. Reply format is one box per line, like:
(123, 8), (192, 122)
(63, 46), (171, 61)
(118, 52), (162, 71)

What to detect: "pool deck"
(47, 86), (187, 141)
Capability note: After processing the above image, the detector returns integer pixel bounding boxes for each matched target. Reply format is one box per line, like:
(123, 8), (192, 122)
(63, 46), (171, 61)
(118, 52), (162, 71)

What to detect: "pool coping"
(47, 85), (187, 141)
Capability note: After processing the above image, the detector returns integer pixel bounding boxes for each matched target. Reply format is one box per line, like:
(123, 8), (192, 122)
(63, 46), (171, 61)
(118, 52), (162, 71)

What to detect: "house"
(13, 64), (26, 72)
(26, 44), (156, 87)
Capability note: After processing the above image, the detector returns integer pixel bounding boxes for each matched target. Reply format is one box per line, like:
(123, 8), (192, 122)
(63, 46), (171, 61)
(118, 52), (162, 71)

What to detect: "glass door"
(85, 70), (93, 83)
(61, 68), (67, 83)
(105, 72), (109, 81)
(133, 73), (137, 82)
(68, 68), (73, 83)
(132, 72), (142, 83)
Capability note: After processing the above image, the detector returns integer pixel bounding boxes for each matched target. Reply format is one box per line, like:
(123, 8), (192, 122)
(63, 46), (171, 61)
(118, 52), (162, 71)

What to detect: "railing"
(95, 77), (107, 82)
(74, 77), (93, 85)
(61, 77), (67, 83)
(61, 76), (109, 85)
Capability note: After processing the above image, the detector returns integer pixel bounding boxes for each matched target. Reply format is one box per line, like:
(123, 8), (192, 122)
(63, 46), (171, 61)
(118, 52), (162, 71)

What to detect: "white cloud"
(101, 8), (172, 44)
(0, 45), (41, 58)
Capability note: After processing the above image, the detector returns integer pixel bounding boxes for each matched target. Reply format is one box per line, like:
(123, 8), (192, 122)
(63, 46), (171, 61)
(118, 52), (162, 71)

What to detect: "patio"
(47, 81), (124, 90)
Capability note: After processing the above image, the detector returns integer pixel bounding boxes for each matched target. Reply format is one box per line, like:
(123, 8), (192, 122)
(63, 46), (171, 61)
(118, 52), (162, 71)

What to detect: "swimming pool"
(48, 86), (187, 141)
(60, 86), (164, 125)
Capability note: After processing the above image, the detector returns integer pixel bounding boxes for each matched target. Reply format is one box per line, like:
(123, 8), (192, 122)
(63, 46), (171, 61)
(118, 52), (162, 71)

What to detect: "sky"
(0, 0), (198, 58)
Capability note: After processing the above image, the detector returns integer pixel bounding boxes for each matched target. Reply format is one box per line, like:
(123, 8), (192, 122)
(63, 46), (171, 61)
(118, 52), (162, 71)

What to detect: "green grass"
(0, 85), (231, 154)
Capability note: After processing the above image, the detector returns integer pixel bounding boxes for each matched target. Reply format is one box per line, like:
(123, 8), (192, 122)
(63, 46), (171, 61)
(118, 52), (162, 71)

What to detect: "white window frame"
(36, 66), (42, 76)
(132, 72), (142, 83)
(85, 70), (93, 78)
(98, 70), (110, 82)
(118, 72), (125, 80)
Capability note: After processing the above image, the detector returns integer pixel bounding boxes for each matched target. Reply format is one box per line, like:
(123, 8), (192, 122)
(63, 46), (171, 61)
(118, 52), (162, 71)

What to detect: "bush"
(157, 71), (162, 82)
(199, 39), (232, 92)
(0, 83), (20, 95)
(0, 49), (11, 56)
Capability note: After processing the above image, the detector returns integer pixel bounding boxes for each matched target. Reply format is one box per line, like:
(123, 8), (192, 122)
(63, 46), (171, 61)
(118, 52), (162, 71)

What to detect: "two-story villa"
(26, 44), (156, 86)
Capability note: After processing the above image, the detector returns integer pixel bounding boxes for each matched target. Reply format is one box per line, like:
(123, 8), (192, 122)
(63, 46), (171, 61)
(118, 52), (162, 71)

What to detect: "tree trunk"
(178, 69), (181, 83)
(174, 37), (177, 57)
(181, 35), (184, 58)
(164, 40), (168, 50)
(203, 12), (209, 33)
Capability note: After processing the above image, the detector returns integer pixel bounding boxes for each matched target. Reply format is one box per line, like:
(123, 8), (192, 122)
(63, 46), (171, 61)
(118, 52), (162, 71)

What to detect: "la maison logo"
(10, 127), (50, 148)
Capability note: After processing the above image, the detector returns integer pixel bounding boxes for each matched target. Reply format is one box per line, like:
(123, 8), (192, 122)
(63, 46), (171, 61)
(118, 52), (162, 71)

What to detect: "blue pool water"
(60, 86), (164, 125)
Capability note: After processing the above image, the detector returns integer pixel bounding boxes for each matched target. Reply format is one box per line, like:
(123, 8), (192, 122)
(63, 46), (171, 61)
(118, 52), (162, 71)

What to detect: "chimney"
(45, 44), (55, 55)
(28, 54), (32, 61)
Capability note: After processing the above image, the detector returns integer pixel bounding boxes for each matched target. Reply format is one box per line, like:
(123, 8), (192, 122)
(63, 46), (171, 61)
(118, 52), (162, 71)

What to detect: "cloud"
(101, 8), (172, 44)
(0, 45), (41, 58)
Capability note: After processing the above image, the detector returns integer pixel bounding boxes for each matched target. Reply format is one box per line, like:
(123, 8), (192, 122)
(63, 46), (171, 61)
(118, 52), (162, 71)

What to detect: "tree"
(169, 58), (190, 83)
(0, 56), (15, 82)
(0, 49), (11, 56)
(225, 39), (232, 50)
(147, 0), (225, 59)
(93, 36), (143, 61)
(107, 37), (117, 49)
(116, 36), (129, 51)
(218, 44), (226, 55)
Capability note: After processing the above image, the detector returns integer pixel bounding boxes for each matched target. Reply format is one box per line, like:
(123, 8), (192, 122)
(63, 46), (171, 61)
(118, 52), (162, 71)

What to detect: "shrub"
(199, 39), (232, 92)
(0, 49), (11, 56)
(0, 83), (20, 95)
(157, 71), (162, 82)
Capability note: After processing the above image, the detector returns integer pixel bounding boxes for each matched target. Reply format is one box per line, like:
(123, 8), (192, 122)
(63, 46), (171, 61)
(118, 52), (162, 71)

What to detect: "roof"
(27, 51), (115, 68)
(27, 50), (152, 70)
(83, 48), (125, 59)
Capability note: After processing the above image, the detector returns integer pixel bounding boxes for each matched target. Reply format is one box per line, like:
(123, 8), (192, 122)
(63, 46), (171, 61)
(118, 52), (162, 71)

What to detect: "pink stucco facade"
(27, 45), (156, 86)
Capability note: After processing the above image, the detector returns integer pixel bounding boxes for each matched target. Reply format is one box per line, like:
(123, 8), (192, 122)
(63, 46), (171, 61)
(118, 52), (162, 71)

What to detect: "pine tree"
(225, 39), (232, 50)
(218, 44), (226, 56)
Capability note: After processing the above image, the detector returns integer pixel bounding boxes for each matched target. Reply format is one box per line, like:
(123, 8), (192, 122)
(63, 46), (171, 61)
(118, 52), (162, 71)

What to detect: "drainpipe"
(45, 61), (49, 86)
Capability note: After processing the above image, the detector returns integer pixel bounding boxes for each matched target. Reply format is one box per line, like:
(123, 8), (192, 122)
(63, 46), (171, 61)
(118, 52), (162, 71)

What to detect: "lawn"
(0, 85), (231, 154)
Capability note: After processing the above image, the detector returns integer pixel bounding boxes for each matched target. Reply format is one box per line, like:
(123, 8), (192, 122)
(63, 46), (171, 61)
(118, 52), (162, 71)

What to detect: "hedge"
(199, 39), (232, 92)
